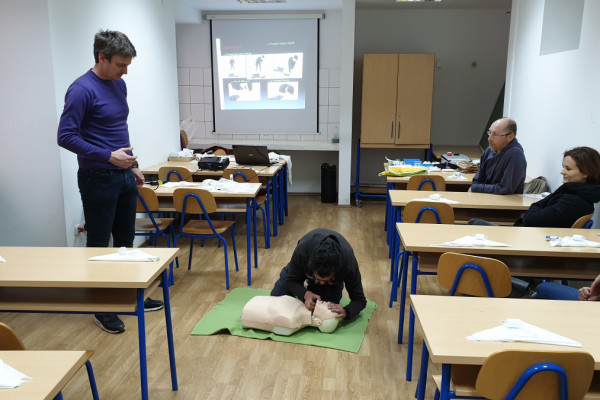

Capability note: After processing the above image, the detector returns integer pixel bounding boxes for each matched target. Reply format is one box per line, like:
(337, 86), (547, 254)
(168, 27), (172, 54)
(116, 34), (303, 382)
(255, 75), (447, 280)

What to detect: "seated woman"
(469, 146), (600, 227)
(241, 295), (342, 336)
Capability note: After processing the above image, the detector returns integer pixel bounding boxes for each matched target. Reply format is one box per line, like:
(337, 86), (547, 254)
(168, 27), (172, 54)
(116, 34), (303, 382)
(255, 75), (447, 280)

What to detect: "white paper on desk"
(549, 235), (600, 248)
(0, 255), (5, 262)
(161, 181), (199, 188)
(200, 178), (255, 193)
(411, 196), (461, 205)
(88, 249), (159, 262)
(434, 235), (511, 247)
(0, 358), (32, 388)
(467, 318), (582, 347)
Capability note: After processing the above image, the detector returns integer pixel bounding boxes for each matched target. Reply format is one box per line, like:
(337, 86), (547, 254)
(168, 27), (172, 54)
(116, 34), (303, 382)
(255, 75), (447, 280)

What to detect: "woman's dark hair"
(93, 30), (136, 63)
(564, 146), (600, 184)
(308, 237), (342, 277)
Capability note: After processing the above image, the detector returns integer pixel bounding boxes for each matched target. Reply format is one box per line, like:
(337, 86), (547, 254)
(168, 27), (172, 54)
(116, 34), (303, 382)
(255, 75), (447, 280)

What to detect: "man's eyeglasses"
(487, 130), (513, 139)
(306, 273), (337, 286)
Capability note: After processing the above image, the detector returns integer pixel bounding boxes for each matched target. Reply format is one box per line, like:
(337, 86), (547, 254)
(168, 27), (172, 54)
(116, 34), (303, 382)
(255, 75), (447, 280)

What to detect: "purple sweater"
(57, 70), (131, 169)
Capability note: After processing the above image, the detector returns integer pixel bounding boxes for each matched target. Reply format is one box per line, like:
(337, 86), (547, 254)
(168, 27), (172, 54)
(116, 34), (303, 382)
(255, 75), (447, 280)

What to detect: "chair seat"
(584, 371), (600, 399)
(135, 218), (175, 232)
(182, 219), (235, 235)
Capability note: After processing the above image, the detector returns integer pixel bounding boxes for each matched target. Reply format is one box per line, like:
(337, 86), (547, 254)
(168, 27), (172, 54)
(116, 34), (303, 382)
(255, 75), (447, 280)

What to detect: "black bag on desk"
(198, 157), (230, 171)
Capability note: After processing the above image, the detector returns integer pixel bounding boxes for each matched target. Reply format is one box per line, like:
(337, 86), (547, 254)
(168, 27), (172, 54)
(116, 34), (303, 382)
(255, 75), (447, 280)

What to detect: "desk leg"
(85, 360), (100, 400)
(406, 252), (420, 381)
(416, 341), (429, 400)
(398, 250), (409, 344)
(252, 198), (258, 269)
(136, 289), (148, 400)
(440, 364), (451, 400)
(283, 164), (288, 217)
(271, 176), (279, 236)
(246, 198), (252, 285)
(161, 269), (178, 391)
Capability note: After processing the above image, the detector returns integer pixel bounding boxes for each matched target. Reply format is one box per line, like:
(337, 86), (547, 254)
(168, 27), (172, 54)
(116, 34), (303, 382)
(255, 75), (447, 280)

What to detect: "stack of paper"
(0, 358), (31, 388)
(467, 318), (581, 347)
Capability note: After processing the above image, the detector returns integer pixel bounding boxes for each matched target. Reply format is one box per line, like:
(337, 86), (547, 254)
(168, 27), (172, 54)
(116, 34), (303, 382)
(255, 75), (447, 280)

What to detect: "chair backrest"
(173, 188), (217, 216)
(158, 166), (193, 182)
(476, 350), (595, 400)
(137, 186), (160, 213)
(571, 214), (594, 229)
(403, 200), (454, 224)
(0, 322), (26, 350)
(437, 252), (512, 298)
(180, 129), (188, 150)
(214, 149), (227, 156)
(223, 168), (259, 183)
(407, 174), (446, 191)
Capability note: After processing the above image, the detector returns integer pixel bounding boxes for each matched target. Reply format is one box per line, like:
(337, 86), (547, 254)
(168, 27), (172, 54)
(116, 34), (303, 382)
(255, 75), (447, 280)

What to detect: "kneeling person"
(271, 228), (367, 320)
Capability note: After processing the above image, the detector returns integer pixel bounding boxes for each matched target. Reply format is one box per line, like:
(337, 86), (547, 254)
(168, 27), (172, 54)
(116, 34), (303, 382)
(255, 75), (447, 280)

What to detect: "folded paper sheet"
(161, 181), (199, 188)
(411, 196), (461, 205)
(467, 318), (581, 347)
(0, 358), (32, 388)
(0, 255), (5, 263)
(88, 248), (159, 262)
(434, 234), (511, 247)
(549, 235), (600, 248)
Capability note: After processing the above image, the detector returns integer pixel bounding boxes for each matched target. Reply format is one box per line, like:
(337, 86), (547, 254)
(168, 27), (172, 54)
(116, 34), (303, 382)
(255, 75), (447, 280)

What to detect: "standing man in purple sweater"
(57, 30), (163, 334)
(469, 117), (527, 194)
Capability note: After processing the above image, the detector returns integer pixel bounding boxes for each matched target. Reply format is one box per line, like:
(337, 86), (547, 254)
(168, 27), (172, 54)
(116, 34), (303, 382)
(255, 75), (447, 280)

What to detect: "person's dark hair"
(308, 237), (342, 277)
(563, 146), (600, 184)
(93, 30), (136, 63)
(503, 118), (517, 136)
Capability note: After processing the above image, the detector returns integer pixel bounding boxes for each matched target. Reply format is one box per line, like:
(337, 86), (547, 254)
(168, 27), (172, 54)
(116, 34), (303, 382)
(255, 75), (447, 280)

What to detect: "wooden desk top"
(145, 182), (261, 198)
(389, 191), (538, 210)
(386, 171), (476, 185)
(142, 159), (284, 177)
(432, 145), (483, 160)
(0, 350), (90, 400)
(396, 223), (600, 259)
(0, 247), (178, 288)
(410, 295), (600, 369)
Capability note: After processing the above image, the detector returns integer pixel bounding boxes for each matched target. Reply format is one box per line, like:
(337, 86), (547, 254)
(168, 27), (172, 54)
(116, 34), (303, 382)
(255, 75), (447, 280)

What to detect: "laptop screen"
(232, 145), (271, 166)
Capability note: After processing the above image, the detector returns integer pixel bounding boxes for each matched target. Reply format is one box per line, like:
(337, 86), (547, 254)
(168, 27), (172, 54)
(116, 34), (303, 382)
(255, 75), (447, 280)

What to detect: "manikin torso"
(241, 296), (341, 336)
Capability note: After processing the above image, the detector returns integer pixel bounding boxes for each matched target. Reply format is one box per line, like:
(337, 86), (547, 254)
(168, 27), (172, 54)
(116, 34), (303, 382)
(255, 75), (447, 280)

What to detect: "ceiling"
(177, 0), (512, 22)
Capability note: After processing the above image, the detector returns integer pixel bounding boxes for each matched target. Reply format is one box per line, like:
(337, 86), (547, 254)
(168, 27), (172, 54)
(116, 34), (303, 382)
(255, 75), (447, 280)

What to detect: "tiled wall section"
(177, 67), (341, 147)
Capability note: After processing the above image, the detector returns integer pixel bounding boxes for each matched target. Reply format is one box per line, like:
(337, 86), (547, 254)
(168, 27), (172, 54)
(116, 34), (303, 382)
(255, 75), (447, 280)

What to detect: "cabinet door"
(361, 54), (398, 145)
(395, 54), (435, 145)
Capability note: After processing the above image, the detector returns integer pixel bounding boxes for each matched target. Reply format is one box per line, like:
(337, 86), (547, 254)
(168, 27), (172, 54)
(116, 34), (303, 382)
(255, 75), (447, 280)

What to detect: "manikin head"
(311, 300), (341, 333)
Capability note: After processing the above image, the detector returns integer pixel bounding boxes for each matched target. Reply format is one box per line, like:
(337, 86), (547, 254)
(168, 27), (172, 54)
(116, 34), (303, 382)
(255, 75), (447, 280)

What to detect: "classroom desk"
(0, 247), (179, 400)
(386, 171), (475, 191)
(146, 182), (261, 284)
(396, 223), (600, 381)
(410, 295), (600, 400)
(0, 350), (95, 400)
(143, 159), (287, 239)
(389, 190), (537, 224)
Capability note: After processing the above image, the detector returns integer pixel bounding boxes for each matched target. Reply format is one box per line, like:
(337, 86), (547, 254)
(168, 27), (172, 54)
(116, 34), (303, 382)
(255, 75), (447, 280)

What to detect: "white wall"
(0, 0), (66, 246)
(506, 0), (600, 225)
(0, 0), (181, 247)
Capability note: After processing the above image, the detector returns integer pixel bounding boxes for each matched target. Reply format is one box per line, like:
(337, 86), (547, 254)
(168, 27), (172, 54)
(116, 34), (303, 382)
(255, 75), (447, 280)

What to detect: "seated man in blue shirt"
(469, 117), (527, 194)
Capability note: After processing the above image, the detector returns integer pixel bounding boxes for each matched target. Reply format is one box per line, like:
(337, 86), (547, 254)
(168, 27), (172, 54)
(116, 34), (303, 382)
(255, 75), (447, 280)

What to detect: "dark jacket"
(285, 229), (367, 319)
(472, 139), (527, 194)
(515, 182), (600, 227)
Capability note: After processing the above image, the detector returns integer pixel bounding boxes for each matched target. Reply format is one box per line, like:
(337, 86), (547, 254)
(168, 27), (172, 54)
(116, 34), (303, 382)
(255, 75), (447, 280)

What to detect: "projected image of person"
(255, 55), (264, 72)
(229, 57), (235, 76)
(269, 83), (296, 101)
(288, 55), (298, 75)
(228, 81), (259, 102)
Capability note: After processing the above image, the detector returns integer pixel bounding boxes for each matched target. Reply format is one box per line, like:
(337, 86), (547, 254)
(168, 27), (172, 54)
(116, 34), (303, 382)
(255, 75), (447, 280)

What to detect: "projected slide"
(211, 18), (318, 134)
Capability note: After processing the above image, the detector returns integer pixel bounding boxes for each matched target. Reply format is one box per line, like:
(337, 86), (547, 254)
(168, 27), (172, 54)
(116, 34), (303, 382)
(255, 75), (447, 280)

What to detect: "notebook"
(232, 145), (271, 166)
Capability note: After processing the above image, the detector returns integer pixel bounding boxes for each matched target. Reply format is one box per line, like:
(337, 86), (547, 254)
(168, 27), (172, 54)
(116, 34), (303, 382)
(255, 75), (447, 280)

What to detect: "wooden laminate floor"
(1, 194), (443, 399)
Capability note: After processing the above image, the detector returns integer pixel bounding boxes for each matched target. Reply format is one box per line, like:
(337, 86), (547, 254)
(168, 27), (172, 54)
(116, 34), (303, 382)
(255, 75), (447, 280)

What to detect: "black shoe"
(94, 314), (125, 334)
(144, 298), (164, 312)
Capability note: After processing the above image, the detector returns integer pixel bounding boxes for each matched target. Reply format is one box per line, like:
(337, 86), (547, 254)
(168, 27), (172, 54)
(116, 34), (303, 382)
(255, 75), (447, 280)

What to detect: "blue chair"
(135, 186), (178, 284)
(173, 188), (238, 289)
(431, 349), (595, 400)
(572, 213), (594, 229)
(222, 168), (270, 249)
(414, 252), (512, 400)
(158, 166), (193, 182)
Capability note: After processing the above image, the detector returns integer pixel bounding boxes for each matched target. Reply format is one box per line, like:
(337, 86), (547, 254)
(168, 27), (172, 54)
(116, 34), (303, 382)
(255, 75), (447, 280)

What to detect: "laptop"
(232, 145), (271, 166)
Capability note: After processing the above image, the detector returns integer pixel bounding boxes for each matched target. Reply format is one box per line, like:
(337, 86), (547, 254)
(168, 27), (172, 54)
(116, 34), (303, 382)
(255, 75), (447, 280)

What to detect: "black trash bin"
(321, 163), (337, 203)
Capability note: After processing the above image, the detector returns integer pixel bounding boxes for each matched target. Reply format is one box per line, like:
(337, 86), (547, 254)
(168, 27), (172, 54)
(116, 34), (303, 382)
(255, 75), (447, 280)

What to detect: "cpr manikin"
(241, 296), (342, 336)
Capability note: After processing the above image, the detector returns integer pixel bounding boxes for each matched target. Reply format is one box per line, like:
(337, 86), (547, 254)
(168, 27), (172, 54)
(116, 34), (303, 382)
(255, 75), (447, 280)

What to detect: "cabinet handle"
(390, 121), (394, 139)
(397, 121), (401, 139)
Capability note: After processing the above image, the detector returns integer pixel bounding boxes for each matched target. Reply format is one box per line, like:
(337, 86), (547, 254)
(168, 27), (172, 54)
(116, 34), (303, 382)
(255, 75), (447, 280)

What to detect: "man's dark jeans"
(78, 168), (138, 248)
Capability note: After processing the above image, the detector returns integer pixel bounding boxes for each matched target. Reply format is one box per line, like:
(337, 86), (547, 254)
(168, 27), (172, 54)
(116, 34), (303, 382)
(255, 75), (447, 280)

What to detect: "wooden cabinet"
(360, 53), (435, 148)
